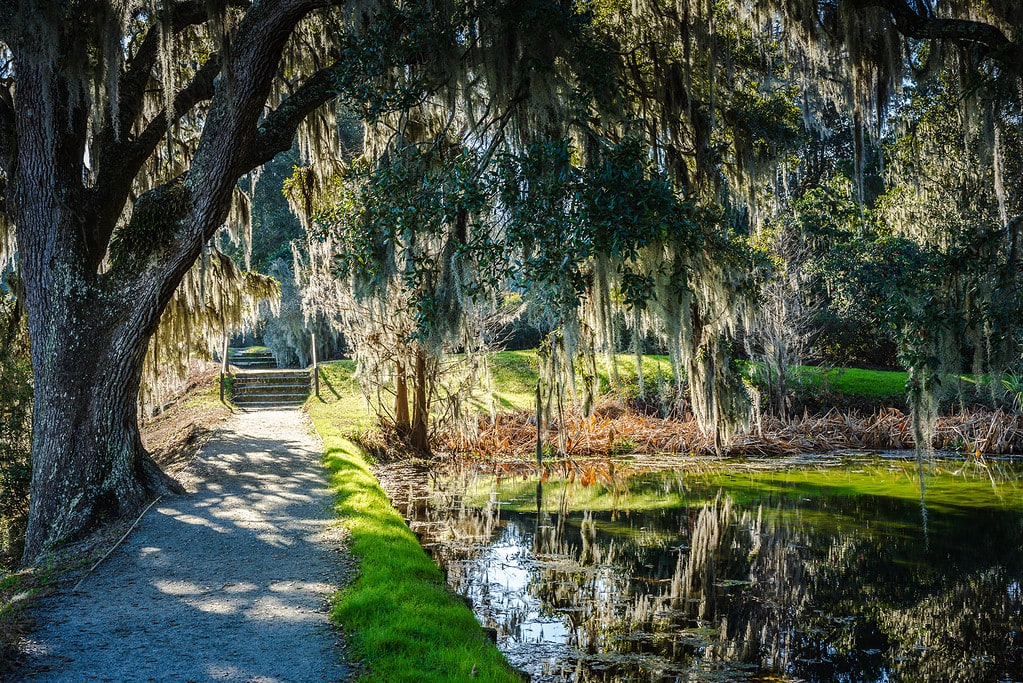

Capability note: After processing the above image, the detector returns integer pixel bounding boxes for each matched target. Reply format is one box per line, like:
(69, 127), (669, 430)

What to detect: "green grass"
(488, 350), (911, 403)
(307, 361), (522, 683)
(800, 366), (908, 399)
(486, 350), (676, 409)
(486, 350), (537, 410)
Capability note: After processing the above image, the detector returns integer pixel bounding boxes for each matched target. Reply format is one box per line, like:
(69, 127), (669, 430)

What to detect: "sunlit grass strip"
(489, 350), (913, 402)
(307, 364), (522, 683)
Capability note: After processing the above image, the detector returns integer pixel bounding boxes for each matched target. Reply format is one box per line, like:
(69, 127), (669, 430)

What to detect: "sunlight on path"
(19, 410), (349, 682)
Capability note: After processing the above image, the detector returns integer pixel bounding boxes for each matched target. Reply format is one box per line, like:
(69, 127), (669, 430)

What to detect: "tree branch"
(859, 0), (1023, 76)
(127, 55), (222, 170)
(87, 54), (221, 271)
(184, 0), (341, 242)
(107, 0), (339, 291)
(85, 0), (249, 269)
(116, 1), (214, 140)
(244, 63), (340, 170)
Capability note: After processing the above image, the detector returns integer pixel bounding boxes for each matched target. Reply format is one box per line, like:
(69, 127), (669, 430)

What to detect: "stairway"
(227, 348), (278, 370)
(226, 348), (310, 409)
(231, 369), (311, 409)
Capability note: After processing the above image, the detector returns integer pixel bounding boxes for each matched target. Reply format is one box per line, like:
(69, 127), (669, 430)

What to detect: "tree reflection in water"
(385, 458), (1023, 682)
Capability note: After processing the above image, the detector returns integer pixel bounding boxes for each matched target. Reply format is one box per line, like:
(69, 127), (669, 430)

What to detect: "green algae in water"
(389, 455), (1023, 682)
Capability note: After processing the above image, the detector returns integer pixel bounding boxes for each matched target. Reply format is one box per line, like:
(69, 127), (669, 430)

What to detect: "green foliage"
(290, 0), (803, 448)
(327, 142), (497, 343)
(497, 138), (703, 318)
(226, 150), (305, 273)
(330, 3), (458, 121)
(820, 73), (1023, 390)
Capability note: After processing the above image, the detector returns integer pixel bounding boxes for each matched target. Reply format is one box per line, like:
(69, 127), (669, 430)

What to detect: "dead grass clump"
(437, 399), (1023, 459)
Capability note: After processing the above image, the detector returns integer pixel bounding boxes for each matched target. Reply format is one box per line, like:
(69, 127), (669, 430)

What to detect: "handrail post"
(311, 332), (319, 399)
(220, 335), (229, 403)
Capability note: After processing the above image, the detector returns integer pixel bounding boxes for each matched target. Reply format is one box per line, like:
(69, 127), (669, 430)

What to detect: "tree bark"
(21, 305), (183, 560)
(394, 360), (410, 434)
(12, 52), (184, 561)
(409, 346), (430, 454)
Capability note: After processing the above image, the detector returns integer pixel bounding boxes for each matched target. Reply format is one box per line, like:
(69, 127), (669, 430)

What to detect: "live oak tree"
(0, 0), (350, 563)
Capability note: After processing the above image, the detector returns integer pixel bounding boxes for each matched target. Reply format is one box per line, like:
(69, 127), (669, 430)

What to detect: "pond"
(381, 454), (1023, 683)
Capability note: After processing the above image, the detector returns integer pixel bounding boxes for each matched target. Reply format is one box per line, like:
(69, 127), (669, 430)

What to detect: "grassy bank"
(307, 362), (521, 683)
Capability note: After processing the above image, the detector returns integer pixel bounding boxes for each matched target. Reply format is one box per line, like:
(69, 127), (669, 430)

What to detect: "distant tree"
(873, 72), (1023, 426)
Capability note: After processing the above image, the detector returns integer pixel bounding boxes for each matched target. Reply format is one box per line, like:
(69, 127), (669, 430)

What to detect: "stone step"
(228, 349), (278, 369)
(234, 375), (310, 383)
(233, 370), (310, 379)
(232, 385), (310, 395)
(233, 383), (310, 392)
(233, 393), (310, 403)
(231, 360), (278, 369)
(234, 400), (304, 411)
(230, 365), (311, 408)
(233, 394), (309, 404)
(231, 387), (307, 394)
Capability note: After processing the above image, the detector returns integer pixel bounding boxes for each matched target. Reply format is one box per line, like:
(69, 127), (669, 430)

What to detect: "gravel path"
(17, 409), (350, 682)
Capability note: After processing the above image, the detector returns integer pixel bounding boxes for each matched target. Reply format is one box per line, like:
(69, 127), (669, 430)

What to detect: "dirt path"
(17, 410), (350, 682)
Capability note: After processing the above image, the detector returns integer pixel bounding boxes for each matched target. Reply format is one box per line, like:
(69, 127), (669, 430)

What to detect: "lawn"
(486, 350), (910, 402)
(809, 366), (907, 399)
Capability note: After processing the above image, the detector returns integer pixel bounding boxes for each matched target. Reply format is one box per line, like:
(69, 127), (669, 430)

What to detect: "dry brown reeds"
(436, 398), (1023, 460)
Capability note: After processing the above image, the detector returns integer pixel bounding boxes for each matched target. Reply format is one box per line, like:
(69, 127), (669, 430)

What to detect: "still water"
(387, 455), (1023, 682)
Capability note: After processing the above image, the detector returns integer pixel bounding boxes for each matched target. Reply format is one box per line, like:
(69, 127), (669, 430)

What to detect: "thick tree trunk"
(13, 59), (184, 564)
(8, 0), (335, 564)
(21, 305), (182, 561)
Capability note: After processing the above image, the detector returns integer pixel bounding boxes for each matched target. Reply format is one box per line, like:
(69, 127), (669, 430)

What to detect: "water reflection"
(388, 457), (1023, 682)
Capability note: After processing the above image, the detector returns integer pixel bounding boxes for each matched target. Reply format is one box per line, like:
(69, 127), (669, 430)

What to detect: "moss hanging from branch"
(283, 0), (794, 450)
(140, 246), (279, 414)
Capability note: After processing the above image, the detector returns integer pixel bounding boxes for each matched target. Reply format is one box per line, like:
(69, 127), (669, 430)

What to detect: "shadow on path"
(18, 410), (350, 682)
